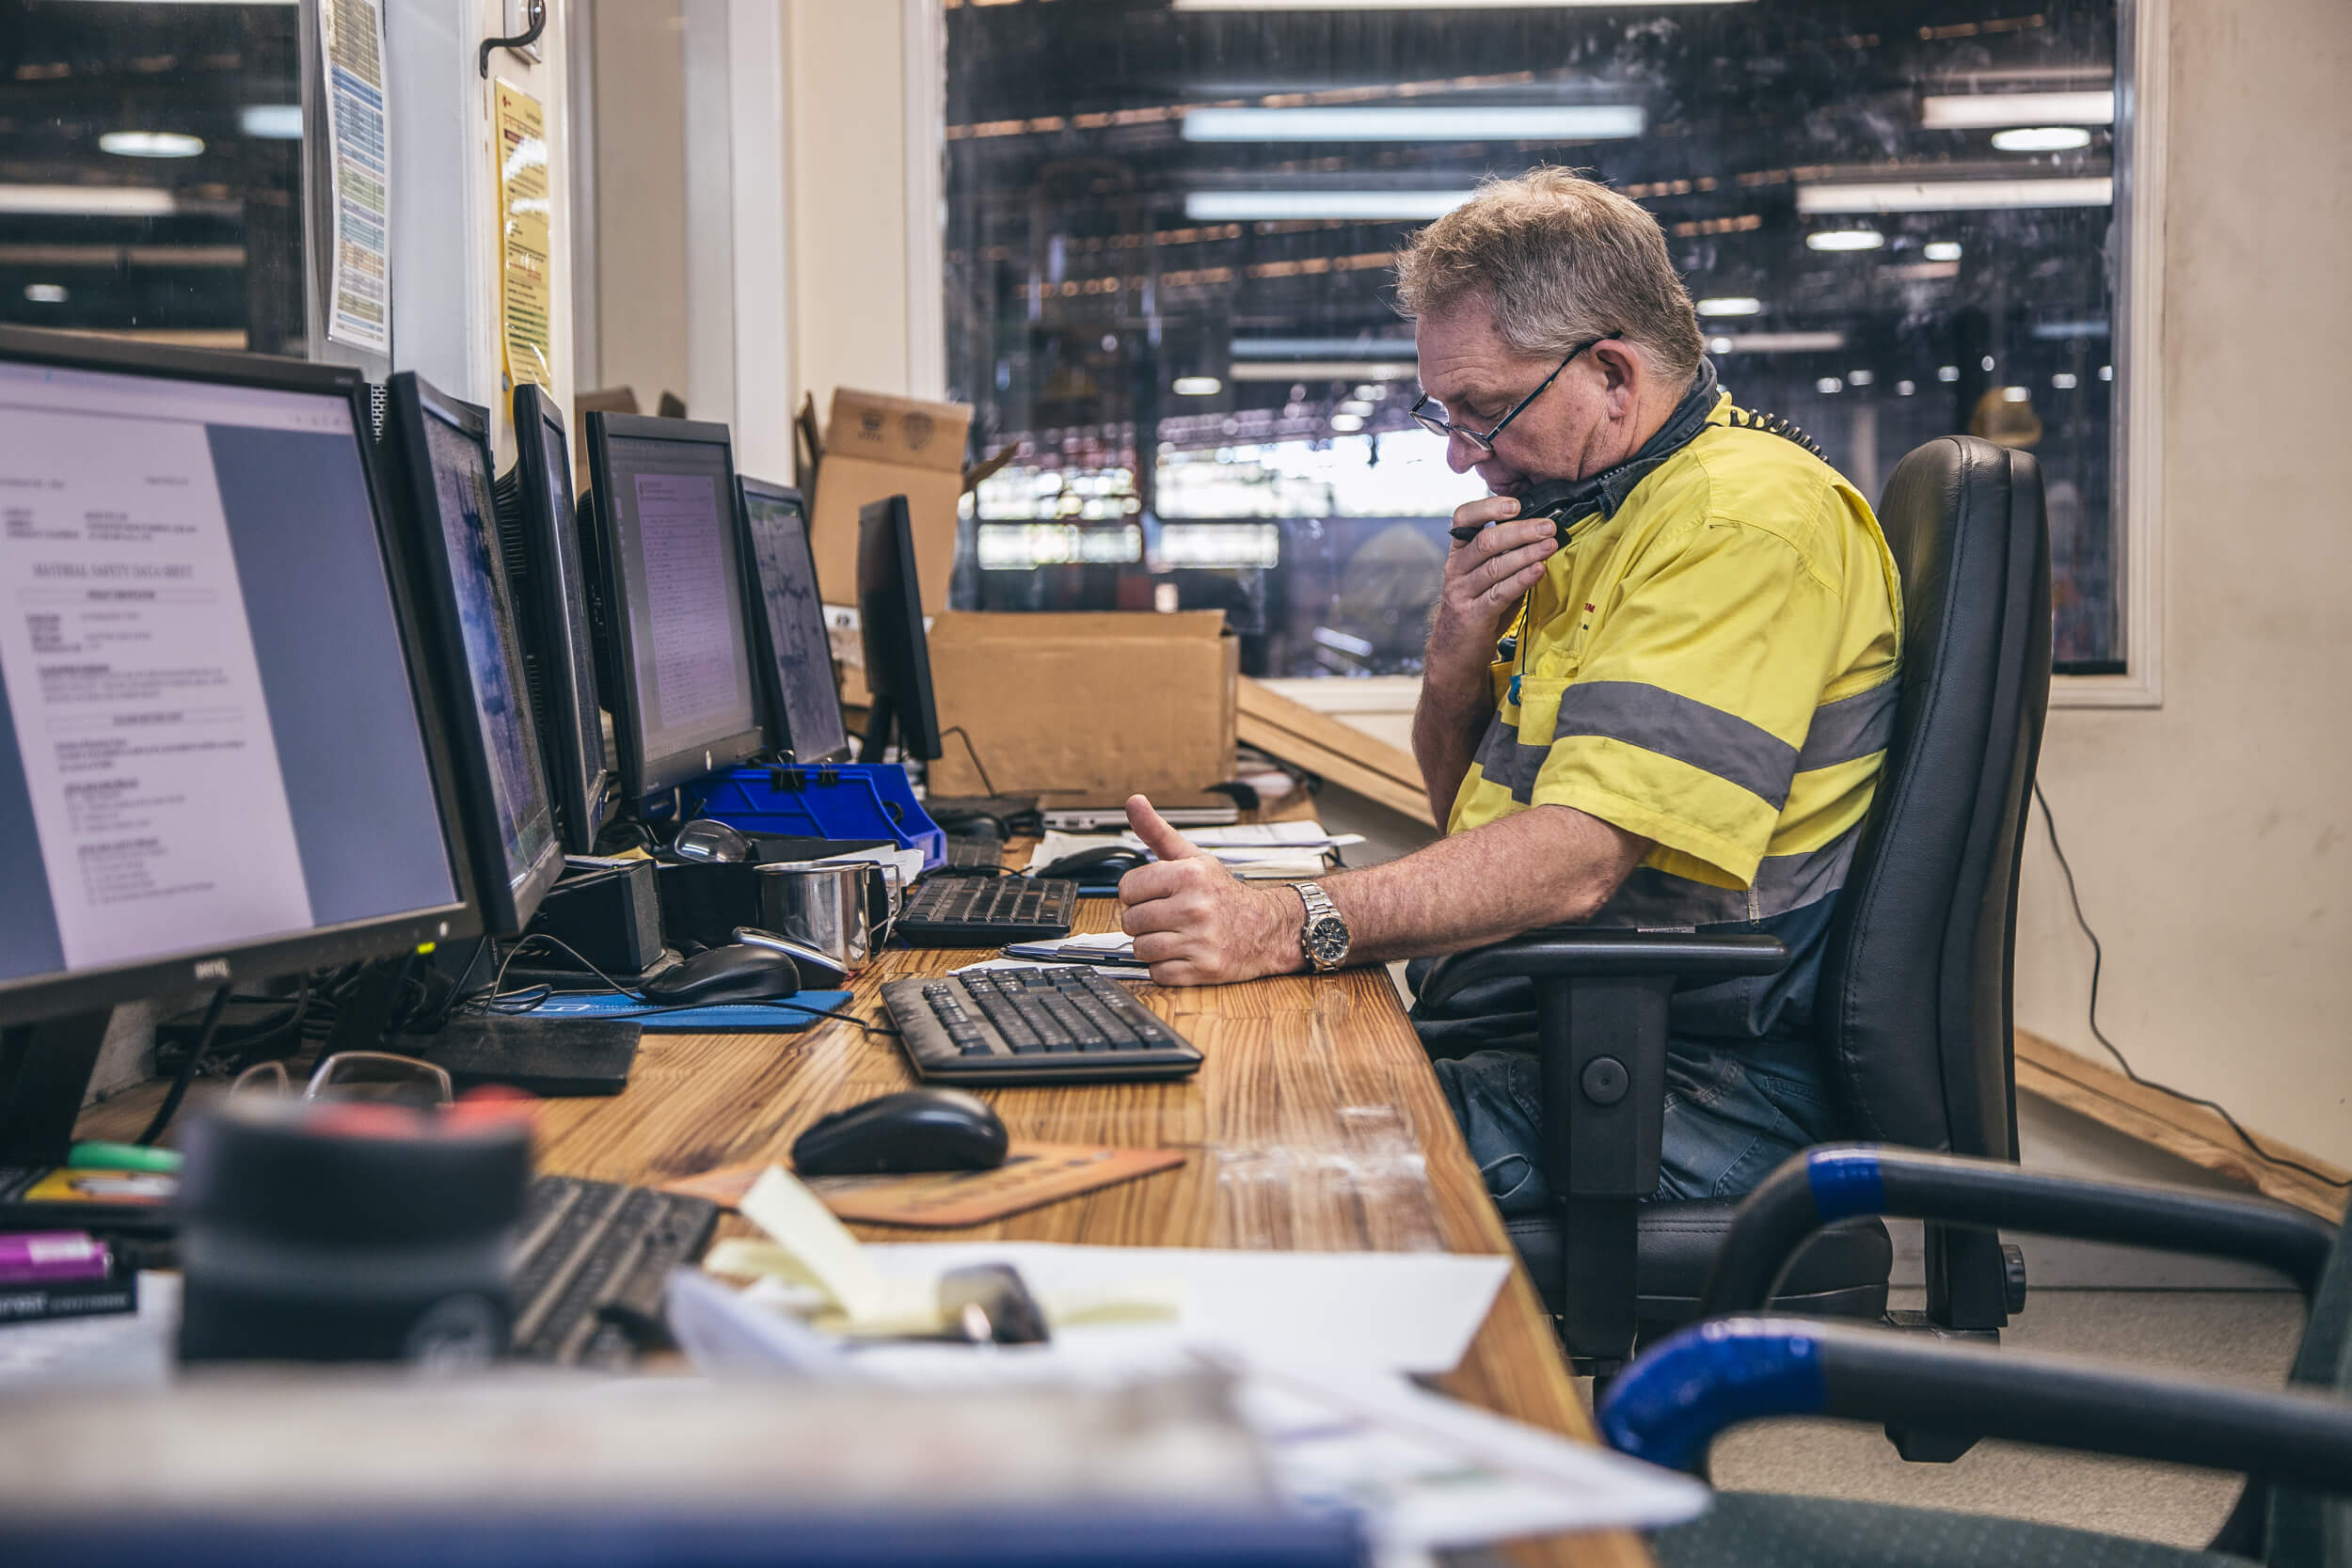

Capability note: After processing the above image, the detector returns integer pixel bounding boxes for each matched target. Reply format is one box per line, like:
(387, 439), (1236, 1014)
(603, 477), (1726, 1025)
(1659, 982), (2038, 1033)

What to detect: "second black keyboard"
(897, 875), (1078, 945)
(882, 965), (1202, 1085)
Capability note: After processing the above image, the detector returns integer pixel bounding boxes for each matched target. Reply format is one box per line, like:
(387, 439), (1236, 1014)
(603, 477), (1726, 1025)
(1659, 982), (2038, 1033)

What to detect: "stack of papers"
(1028, 823), (1366, 883)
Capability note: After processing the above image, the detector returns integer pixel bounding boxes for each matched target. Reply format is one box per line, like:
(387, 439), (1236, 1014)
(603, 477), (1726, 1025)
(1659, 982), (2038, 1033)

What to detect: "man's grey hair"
(1392, 166), (1706, 386)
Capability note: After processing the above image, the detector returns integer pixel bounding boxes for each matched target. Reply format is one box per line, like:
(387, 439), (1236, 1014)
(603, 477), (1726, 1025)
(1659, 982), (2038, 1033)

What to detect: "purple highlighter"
(0, 1231), (110, 1286)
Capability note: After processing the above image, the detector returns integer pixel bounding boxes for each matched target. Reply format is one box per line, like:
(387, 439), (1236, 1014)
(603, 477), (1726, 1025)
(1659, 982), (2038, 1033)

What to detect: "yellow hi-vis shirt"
(1448, 392), (1902, 1041)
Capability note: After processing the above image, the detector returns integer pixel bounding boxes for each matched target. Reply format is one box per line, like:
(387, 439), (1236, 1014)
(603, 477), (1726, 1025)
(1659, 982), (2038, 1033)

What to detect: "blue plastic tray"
(522, 990), (855, 1032)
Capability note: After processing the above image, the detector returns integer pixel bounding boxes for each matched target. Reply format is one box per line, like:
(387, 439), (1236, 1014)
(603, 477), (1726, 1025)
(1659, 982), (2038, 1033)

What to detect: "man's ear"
(1593, 340), (1643, 415)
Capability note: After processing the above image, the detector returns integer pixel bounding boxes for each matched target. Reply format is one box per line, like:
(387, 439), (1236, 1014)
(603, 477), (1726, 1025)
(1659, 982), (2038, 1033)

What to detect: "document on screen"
(0, 408), (311, 968)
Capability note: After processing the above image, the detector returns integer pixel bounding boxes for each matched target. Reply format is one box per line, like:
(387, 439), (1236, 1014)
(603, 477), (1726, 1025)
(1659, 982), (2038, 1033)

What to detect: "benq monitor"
(736, 476), (849, 765)
(854, 494), (942, 764)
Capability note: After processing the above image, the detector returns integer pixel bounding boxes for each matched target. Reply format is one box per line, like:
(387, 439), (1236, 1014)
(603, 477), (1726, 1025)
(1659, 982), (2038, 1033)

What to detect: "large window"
(944, 0), (2134, 679)
(0, 0), (305, 354)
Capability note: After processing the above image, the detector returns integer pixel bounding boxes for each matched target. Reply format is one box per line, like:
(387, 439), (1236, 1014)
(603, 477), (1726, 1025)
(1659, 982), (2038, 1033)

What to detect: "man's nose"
(1444, 429), (1484, 474)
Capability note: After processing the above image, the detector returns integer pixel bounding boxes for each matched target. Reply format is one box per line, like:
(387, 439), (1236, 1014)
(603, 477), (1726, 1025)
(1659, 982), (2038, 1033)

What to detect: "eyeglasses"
(231, 1051), (453, 1107)
(1409, 332), (1618, 455)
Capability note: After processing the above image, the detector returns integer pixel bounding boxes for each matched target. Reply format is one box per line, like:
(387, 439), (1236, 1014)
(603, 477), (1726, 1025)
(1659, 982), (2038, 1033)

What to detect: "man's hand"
(1115, 795), (1301, 987)
(1424, 496), (1559, 693)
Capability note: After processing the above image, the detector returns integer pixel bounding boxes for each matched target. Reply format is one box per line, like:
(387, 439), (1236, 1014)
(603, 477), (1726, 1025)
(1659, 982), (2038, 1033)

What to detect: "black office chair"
(1601, 1145), (2352, 1568)
(1415, 435), (2053, 1377)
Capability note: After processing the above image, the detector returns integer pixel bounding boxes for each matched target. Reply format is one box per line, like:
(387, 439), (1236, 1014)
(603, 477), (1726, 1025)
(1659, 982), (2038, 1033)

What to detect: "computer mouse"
(668, 818), (753, 864)
(1034, 845), (1150, 881)
(730, 927), (850, 989)
(791, 1087), (1009, 1177)
(639, 943), (801, 1006)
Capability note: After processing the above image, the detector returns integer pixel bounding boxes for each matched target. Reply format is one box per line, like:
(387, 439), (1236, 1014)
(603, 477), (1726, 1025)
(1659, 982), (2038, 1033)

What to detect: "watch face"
(1305, 915), (1349, 966)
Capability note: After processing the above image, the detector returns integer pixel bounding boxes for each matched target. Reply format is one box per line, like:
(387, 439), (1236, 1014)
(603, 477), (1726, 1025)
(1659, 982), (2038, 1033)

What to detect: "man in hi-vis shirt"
(1118, 168), (1901, 1212)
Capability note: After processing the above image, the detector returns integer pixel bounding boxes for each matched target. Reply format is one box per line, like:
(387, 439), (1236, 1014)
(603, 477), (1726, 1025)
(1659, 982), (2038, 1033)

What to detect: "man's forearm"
(1322, 804), (1648, 966)
(1410, 668), (1493, 826)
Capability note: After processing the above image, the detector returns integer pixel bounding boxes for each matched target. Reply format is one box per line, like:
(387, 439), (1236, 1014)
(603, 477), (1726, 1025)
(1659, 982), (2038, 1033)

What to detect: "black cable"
(938, 724), (998, 799)
(473, 932), (891, 1036)
(136, 984), (230, 1147)
(2036, 782), (2350, 1191)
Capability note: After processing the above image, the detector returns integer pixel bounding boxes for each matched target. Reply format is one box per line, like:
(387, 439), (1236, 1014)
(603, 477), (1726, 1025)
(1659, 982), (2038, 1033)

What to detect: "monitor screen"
(739, 480), (849, 764)
(398, 379), (563, 934)
(0, 347), (470, 1021)
(501, 386), (615, 854)
(585, 418), (762, 800)
(855, 495), (942, 763)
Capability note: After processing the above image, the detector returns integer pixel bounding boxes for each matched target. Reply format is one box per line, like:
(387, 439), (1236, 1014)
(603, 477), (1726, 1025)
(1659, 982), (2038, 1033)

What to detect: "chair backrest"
(1817, 436), (2050, 1159)
(2265, 1222), (2352, 1567)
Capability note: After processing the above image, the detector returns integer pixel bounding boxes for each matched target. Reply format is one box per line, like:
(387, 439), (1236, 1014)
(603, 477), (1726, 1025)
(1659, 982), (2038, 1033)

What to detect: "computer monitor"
(496, 384), (617, 853)
(579, 412), (764, 805)
(378, 373), (565, 937)
(855, 495), (943, 764)
(0, 328), (479, 1158)
(736, 476), (850, 765)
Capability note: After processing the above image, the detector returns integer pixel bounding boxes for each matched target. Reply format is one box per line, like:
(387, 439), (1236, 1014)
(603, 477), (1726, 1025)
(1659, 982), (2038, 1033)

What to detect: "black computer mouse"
(791, 1087), (1009, 1177)
(639, 943), (801, 1006)
(1035, 845), (1150, 881)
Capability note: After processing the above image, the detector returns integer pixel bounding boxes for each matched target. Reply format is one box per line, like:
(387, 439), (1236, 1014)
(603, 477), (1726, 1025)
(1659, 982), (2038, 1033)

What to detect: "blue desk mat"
(522, 990), (854, 1032)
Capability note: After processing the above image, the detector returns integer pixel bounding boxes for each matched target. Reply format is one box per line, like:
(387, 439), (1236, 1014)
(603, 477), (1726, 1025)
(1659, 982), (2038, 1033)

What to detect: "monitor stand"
(0, 1010), (112, 1168)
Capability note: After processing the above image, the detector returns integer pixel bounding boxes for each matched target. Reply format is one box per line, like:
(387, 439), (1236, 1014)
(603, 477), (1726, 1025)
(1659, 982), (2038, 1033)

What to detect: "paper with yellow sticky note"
(708, 1165), (1181, 1338)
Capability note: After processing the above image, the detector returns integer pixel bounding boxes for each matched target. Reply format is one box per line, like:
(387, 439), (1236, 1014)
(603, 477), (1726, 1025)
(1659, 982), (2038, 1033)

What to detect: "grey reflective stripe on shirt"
(1793, 678), (1900, 773)
(1551, 680), (1798, 809)
(1592, 821), (1864, 927)
(1472, 712), (1549, 802)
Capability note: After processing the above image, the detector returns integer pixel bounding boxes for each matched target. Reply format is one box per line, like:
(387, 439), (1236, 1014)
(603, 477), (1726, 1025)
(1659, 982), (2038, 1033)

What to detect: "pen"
(68, 1141), (183, 1174)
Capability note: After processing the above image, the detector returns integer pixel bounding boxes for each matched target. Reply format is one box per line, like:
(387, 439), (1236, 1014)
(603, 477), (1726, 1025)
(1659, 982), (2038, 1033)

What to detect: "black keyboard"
(897, 875), (1078, 945)
(941, 834), (1005, 870)
(882, 965), (1202, 1085)
(509, 1174), (719, 1368)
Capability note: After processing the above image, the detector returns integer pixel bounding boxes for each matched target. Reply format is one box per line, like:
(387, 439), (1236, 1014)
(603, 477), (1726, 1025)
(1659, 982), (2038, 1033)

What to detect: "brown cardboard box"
(926, 611), (1238, 797)
(806, 388), (973, 618)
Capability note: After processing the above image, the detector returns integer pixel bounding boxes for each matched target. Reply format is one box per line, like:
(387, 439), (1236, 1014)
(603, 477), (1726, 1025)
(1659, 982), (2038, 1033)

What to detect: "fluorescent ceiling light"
(1847, 370), (1874, 386)
(1229, 360), (1416, 382)
(1185, 191), (1469, 222)
(2052, 372), (2079, 389)
(1797, 177), (2111, 214)
(1694, 296), (1762, 317)
(24, 283), (68, 304)
(99, 131), (205, 159)
(1920, 90), (2114, 130)
(1706, 331), (1847, 354)
(1804, 228), (1883, 252)
(0, 186), (180, 216)
(1339, 399), (1375, 417)
(1175, 0), (1753, 8)
(1816, 377), (1844, 395)
(1923, 240), (1963, 261)
(1183, 105), (1644, 142)
(2031, 320), (2109, 340)
(1991, 126), (2092, 152)
(1329, 413), (1366, 432)
(1171, 375), (1223, 396)
(1232, 336), (1416, 359)
(239, 104), (302, 140)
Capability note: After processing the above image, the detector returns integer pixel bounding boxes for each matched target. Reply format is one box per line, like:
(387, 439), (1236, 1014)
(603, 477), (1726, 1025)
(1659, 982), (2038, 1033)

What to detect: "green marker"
(68, 1141), (183, 1174)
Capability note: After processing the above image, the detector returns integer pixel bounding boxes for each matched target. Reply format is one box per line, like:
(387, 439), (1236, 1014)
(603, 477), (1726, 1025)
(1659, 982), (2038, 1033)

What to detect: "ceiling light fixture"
(1229, 360), (1416, 382)
(1847, 370), (1874, 386)
(1896, 380), (1916, 396)
(1232, 336), (1417, 358)
(98, 131), (205, 159)
(1693, 296), (1762, 318)
(1184, 191), (1469, 222)
(1183, 105), (1645, 142)
(1919, 90), (2114, 130)
(2051, 372), (2079, 389)
(1175, 0), (1751, 8)
(1804, 229), (1883, 252)
(239, 104), (302, 140)
(1990, 126), (2093, 152)
(1329, 413), (1366, 432)
(23, 283), (68, 304)
(1816, 377), (1844, 395)
(1923, 240), (1963, 261)
(0, 186), (180, 216)
(1171, 375), (1223, 396)
(1798, 177), (2112, 214)
(1704, 332), (1845, 353)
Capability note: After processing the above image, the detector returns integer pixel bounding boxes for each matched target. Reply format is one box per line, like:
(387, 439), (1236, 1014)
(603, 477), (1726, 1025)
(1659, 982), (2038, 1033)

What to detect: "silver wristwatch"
(1291, 880), (1352, 973)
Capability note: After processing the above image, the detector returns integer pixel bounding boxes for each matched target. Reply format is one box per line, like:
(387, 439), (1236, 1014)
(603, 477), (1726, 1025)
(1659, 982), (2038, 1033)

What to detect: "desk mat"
(664, 1143), (1187, 1227)
(521, 990), (854, 1032)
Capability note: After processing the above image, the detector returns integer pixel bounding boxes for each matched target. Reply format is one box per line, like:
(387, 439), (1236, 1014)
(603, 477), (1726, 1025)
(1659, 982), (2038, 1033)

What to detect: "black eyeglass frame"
(1409, 332), (1619, 454)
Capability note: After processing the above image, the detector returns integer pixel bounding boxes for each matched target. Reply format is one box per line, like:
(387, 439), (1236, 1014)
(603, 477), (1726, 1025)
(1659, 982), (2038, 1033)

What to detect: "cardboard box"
(806, 388), (973, 619)
(926, 611), (1238, 797)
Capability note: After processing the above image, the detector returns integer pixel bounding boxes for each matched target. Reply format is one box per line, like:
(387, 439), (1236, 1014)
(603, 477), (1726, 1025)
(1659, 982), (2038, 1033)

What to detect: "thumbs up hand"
(1115, 795), (1301, 987)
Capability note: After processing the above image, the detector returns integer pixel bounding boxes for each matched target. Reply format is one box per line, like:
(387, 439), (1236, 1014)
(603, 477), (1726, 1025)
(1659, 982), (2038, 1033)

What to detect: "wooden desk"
(78, 894), (1649, 1568)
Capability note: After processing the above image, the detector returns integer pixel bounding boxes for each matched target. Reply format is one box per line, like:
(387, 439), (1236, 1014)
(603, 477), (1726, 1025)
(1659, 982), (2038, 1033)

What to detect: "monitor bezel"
(855, 494), (944, 763)
(580, 411), (767, 806)
(507, 383), (616, 854)
(380, 372), (566, 938)
(735, 474), (850, 766)
(0, 326), (483, 1028)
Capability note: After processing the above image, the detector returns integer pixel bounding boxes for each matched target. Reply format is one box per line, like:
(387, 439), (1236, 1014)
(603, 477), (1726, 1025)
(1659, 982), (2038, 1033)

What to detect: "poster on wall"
(493, 81), (553, 391)
(319, 0), (392, 355)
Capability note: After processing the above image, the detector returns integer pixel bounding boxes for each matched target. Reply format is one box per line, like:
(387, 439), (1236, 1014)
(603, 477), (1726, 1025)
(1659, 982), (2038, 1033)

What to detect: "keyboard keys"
(880, 967), (1202, 1084)
(896, 877), (1080, 946)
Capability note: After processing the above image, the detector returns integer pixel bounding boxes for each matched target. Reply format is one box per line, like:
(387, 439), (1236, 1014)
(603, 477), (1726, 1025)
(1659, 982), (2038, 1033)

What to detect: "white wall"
(2010, 0), (2352, 1166)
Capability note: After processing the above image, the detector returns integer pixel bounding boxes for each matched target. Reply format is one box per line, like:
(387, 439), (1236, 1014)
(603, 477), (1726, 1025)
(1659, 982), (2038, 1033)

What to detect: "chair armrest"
(1415, 928), (1787, 1009)
(1700, 1146), (2339, 1316)
(1600, 1317), (2352, 1487)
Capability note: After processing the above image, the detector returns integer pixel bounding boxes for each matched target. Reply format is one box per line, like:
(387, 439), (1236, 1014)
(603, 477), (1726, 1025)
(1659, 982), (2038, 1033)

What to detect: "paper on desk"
(733, 1167), (936, 1326)
(1027, 830), (1343, 882)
